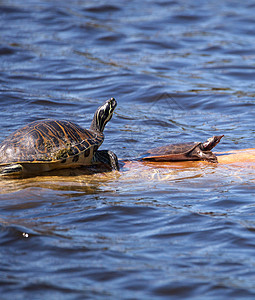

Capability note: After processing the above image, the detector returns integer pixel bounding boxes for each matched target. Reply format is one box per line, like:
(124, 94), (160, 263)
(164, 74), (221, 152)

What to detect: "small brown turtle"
(0, 98), (119, 177)
(141, 135), (224, 163)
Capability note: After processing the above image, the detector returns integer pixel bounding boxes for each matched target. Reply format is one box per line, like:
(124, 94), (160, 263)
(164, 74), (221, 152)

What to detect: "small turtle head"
(202, 135), (224, 151)
(90, 98), (117, 132)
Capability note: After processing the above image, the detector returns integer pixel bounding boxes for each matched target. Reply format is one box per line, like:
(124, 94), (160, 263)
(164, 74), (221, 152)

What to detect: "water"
(1, 0), (255, 298)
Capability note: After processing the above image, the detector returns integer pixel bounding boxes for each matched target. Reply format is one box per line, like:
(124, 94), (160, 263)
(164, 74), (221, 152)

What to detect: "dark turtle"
(141, 135), (224, 163)
(0, 98), (119, 177)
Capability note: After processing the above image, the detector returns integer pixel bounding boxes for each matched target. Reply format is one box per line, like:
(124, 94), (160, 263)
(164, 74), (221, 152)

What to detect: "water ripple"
(1, 0), (255, 299)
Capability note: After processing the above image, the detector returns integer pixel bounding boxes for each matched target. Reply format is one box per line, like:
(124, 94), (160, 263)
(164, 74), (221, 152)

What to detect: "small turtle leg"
(0, 164), (23, 176)
(202, 151), (218, 163)
(193, 148), (218, 163)
(93, 150), (119, 171)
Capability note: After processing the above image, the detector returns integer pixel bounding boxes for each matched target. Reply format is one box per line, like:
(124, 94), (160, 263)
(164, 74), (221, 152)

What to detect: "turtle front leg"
(93, 150), (119, 170)
(197, 150), (218, 163)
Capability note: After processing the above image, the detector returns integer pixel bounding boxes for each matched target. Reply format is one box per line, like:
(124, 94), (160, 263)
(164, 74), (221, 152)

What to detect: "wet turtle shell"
(141, 135), (224, 163)
(0, 98), (118, 176)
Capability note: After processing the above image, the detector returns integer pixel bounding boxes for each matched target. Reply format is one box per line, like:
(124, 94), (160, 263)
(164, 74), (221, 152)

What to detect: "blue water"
(1, 0), (255, 299)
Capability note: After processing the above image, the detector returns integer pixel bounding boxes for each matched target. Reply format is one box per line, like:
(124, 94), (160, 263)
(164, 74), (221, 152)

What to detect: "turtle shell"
(141, 142), (202, 162)
(0, 119), (103, 166)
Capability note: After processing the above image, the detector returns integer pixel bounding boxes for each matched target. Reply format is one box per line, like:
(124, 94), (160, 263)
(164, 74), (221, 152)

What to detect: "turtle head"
(90, 98), (117, 132)
(202, 135), (224, 151)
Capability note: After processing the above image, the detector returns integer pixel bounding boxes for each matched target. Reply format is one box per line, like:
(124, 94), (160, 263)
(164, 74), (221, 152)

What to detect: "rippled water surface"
(1, 0), (255, 299)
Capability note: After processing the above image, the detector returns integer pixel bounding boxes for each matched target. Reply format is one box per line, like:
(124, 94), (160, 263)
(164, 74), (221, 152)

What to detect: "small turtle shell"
(0, 119), (103, 164)
(141, 142), (202, 162)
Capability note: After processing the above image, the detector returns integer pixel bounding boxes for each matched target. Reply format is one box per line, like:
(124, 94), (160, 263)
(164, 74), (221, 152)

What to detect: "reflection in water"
(0, 166), (119, 194)
(1, 152), (255, 195)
